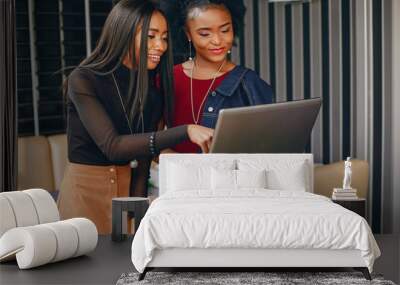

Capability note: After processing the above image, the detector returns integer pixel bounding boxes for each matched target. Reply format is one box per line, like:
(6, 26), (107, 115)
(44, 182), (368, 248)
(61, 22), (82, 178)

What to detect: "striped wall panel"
(391, 0), (400, 235)
(381, 0), (394, 234)
(239, 0), (394, 233)
(310, 0), (323, 163)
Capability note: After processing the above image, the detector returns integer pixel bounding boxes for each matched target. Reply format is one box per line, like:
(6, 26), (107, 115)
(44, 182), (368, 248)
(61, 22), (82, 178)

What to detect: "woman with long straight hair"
(58, 0), (213, 234)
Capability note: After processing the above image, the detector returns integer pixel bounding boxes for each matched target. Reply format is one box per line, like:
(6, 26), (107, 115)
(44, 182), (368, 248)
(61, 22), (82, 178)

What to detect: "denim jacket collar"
(215, 65), (248, 97)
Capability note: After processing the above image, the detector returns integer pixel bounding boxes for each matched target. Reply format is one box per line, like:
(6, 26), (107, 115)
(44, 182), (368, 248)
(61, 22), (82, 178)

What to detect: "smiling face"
(185, 6), (234, 64)
(125, 10), (168, 70)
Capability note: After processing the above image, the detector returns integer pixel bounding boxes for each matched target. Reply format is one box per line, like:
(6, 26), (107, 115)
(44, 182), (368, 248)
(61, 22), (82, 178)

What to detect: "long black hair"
(67, 0), (175, 127)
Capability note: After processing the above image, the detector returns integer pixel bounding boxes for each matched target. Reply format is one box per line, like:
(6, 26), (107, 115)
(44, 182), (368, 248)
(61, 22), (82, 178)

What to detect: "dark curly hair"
(179, 0), (245, 37)
(160, 0), (246, 63)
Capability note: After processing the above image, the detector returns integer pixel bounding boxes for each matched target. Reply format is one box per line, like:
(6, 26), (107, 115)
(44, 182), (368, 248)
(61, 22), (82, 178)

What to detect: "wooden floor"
(373, 234), (400, 284)
(0, 235), (398, 284)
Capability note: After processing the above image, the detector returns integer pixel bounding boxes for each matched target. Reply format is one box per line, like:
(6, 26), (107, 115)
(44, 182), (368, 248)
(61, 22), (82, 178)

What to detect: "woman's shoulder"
(238, 66), (271, 86)
(68, 67), (99, 96)
(173, 62), (187, 74)
(180, 60), (192, 69)
(238, 66), (261, 79)
(173, 62), (191, 81)
(68, 67), (98, 85)
(222, 65), (265, 84)
(237, 67), (274, 102)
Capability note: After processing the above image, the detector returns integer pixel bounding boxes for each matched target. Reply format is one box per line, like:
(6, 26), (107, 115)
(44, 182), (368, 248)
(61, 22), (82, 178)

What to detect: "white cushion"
(64, 218), (98, 257)
(0, 226), (57, 269)
(159, 154), (313, 195)
(266, 165), (307, 191)
(211, 168), (236, 190)
(0, 191), (39, 227)
(42, 221), (79, 262)
(0, 189), (59, 235)
(236, 169), (267, 188)
(211, 169), (267, 191)
(0, 196), (16, 237)
(166, 160), (235, 192)
(23, 189), (60, 223)
(167, 163), (210, 191)
(238, 159), (309, 191)
(0, 218), (97, 269)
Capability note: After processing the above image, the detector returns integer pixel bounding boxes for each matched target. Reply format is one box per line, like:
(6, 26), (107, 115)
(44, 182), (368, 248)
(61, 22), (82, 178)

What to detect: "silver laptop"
(210, 98), (322, 153)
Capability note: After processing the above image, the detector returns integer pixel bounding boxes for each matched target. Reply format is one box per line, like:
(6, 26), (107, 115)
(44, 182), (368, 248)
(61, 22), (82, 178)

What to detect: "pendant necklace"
(189, 58), (226, 124)
(111, 72), (139, 169)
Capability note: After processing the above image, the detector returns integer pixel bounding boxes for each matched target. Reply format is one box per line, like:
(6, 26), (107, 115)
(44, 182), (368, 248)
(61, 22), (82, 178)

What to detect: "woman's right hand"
(187, 124), (214, 153)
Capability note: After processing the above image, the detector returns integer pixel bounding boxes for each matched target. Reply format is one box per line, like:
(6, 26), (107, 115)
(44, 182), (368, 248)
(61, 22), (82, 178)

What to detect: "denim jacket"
(200, 65), (274, 128)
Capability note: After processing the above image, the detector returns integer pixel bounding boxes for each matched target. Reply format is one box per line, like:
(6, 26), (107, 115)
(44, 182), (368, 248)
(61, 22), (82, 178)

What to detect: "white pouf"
(0, 189), (98, 269)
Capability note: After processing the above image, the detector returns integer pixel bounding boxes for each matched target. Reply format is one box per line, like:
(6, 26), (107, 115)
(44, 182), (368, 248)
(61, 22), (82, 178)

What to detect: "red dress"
(172, 64), (229, 153)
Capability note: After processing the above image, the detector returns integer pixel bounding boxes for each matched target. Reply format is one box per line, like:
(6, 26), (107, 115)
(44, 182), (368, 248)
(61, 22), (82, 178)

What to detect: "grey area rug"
(116, 271), (396, 285)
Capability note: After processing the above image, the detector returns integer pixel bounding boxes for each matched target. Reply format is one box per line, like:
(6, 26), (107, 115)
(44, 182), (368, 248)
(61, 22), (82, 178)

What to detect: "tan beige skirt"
(57, 162), (131, 234)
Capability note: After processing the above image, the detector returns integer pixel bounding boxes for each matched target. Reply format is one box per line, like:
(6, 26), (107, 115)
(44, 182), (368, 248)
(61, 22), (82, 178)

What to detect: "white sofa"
(0, 189), (98, 269)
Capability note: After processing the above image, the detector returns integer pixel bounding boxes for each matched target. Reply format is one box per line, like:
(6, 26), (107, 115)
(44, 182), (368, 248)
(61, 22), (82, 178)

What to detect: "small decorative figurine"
(332, 157), (357, 200)
(343, 157), (352, 190)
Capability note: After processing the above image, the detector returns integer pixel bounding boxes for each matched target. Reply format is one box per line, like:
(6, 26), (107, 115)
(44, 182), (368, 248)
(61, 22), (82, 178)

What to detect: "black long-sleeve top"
(66, 64), (188, 195)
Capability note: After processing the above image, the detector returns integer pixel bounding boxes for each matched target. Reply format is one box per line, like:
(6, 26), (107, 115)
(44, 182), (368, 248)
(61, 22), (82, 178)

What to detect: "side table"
(112, 197), (149, 242)
(332, 198), (366, 218)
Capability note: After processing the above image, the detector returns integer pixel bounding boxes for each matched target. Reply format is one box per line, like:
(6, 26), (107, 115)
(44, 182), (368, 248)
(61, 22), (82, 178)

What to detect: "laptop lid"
(210, 98), (322, 153)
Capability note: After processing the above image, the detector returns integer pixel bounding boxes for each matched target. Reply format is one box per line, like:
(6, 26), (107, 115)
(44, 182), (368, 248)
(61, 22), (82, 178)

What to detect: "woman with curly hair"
(166, 0), (274, 153)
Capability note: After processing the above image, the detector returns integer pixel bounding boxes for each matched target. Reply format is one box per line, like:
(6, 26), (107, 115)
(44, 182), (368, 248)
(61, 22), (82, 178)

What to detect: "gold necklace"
(189, 58), (226, 124)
